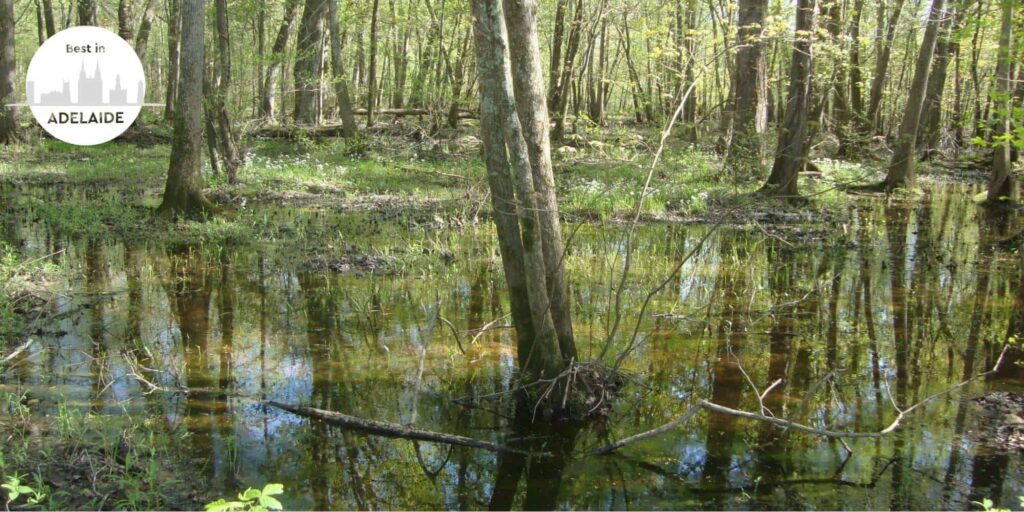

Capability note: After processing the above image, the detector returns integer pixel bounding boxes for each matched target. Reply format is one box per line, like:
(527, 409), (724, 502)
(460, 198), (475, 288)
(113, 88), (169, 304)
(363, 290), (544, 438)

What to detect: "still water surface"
(2, 182), (1023, 510)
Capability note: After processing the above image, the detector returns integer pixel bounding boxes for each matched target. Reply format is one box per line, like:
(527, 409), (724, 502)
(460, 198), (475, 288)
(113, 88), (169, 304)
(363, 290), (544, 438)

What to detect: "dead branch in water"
(265, 401), (550, 457)
(591, 345), (1010, 455)
(1, 337), (34, 366)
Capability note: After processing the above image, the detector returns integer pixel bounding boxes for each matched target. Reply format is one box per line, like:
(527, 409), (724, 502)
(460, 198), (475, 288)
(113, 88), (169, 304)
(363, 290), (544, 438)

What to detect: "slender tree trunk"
(117, 0), (132, 43)
(503, 0), (577, 363)
(848, 0), (865, 117)
(262, 0), (300, 120)
(294, 0), (329, 124)
(366, 0), (381, 127)
(158, 0), (213, 218)
(918, 12), (954, 159)
(760, 0), (815, 197)
(165, 0), (181, 121)
(211, 0), (240, 183)
(882, 0), (946, 191)
(866, 0), (907, 130)
(471, 0), (565, 384)
(471, 0), (536, 377)
(724, 0), (768, 175)
(35, 0), (45, 45)
(328, 0), (356, 136)
(77, 0), (96, 25)
(134, 0), (159, 61)
(986, 0), (1014, 203)
(40, 0), (55, 38)
(0, 0), (18, 144)
(548, 0), (583, 140)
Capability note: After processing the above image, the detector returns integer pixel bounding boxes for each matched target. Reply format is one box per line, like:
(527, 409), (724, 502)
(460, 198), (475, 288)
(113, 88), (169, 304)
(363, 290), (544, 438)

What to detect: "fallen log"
(252, 111), (479, 139)
(265, 401), (549, 457)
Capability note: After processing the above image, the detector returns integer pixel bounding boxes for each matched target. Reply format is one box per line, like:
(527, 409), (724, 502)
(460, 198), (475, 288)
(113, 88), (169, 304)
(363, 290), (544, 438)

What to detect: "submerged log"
(265, 401), (548, 457)
(252, 110), (479, 139)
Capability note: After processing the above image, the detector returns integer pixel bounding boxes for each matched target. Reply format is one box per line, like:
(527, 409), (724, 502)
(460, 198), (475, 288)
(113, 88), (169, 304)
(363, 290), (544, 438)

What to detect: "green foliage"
(2, 473), (47, 508)
(205, 483), (285, 512)
(972, 498), (1009, 512)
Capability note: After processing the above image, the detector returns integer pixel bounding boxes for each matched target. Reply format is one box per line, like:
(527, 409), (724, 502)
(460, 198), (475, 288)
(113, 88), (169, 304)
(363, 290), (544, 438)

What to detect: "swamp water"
(1, 182), (1023, 510)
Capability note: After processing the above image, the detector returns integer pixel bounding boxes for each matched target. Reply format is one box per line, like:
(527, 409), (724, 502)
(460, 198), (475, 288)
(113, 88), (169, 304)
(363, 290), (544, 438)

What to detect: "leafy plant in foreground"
(2, 473), (46, 510)
(205, 483), (285, 512)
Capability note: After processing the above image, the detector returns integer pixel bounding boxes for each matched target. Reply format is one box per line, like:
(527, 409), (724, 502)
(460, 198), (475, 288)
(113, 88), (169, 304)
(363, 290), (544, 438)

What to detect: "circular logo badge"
(26, 26), (145, 146)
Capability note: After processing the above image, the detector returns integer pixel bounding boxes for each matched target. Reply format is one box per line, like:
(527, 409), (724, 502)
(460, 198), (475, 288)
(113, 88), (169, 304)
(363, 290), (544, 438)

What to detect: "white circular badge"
(26, 26), (145, 146)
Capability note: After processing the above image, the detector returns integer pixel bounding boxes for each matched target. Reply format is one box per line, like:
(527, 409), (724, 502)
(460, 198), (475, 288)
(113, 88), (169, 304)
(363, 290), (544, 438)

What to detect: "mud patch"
(972, 392), (1024, 450)
(304, 250), (394, 275)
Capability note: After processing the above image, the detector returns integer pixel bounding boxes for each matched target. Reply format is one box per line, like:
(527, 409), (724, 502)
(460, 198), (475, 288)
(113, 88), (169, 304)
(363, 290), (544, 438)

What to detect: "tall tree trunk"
(471, 0), (565, 385)
(328, 0), (356, 136)
(40, 0), (55, 38)
(211, 0), (240, 183)
(35, 0), (45, 44)
(504, 0), (577, 363)
(866, 0), (907, 131)
(77, 0), (96, 25)
(366, 0), (381, 127)
(548, 0), (583, 141)
(724, 0), (768, 175)
(117, 0), (132, 43)
(294, 0), (329, 124)
(986, 0), (1014, 203)
(882, 0), (946, 191)
(134, 0), (159, 61)
(158, 0), (212, 218)
(0, 0), (18, 144)
(261, 0), (299, 120)
(165, 0), (181, 121)
(918, 9), (957, 161)
(848, 0), (865, 117)
(760, 0), (815, 197)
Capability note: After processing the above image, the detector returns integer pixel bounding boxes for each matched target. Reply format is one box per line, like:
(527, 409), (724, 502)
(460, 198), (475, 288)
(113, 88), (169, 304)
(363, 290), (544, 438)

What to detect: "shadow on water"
(2, 181), (1024, 509)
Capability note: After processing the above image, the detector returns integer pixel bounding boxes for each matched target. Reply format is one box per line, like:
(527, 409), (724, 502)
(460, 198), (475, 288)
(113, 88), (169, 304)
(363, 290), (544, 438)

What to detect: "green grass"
(0, 132), (879, 250)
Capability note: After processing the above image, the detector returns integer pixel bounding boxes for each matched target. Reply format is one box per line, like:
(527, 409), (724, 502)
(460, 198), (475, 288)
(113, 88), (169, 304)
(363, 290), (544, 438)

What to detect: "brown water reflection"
(2, 182), (1023, 510)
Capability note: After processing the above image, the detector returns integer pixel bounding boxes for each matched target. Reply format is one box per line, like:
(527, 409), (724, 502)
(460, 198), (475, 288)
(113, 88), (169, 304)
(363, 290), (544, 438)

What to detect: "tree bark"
(366, 0), (381, 127)
(165, 0), (181, 121)
(77, 0), (96, 25)
(294, 0), (329, 124)
(866, 0), (907, 131)
(881, 0), (946, 191)
(848, 0), (865, 117)
(158, 0), (212, 218)
(40, 0), (55, 38)
(328, 0), (356, 136)
(133, 0), (159, 61)
(471, 0), (565, 383)
(503, 0), (577, 363)
(211, 0), (241, 183)
(261, 0), (300, 120)
(760, 0), (815, 198)
(548, 0), (584, 141)
(117, 0), (132, 43)
(0, 0), (18, 144)
(724, 0), (768, 175)
(918, 10), (957, 160)
(986, 0), (1014, 202)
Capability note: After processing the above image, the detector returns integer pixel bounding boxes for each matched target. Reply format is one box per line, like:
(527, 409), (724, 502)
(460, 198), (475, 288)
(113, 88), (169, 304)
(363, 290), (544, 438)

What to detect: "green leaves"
(204, 483), (285, 512)
(2, 473), (46, 506)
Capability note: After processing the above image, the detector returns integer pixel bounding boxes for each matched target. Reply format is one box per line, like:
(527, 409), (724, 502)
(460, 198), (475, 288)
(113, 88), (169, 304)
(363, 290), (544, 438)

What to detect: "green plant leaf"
(261, 483), (284, 496)
(239, 488), (262, 501)
(259, 495), (283, 510)
(204, 498), (246, 511)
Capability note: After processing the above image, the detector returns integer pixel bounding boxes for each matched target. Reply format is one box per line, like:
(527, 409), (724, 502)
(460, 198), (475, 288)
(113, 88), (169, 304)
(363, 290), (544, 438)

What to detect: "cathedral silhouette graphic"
(27, 61), (143, 107)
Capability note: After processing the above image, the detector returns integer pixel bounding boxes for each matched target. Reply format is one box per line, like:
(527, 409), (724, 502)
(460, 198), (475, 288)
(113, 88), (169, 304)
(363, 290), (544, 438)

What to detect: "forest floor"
(0, 124), (1011, 509)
